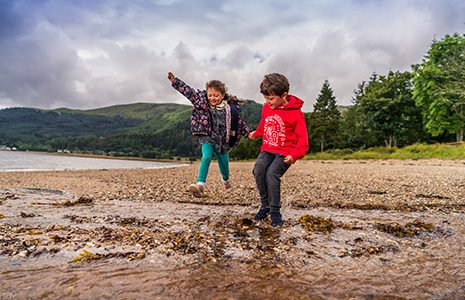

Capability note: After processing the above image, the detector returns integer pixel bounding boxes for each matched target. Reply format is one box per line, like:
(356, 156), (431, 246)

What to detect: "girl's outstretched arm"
(167, 72), (175, 82)
(167, 72), (201, 104)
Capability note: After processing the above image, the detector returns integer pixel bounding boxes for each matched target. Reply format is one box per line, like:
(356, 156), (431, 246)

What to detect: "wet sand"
(1, 160), (465, 299)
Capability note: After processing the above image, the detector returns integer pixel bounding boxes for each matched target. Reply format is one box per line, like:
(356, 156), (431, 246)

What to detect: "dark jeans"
(253, 151), (291, 213)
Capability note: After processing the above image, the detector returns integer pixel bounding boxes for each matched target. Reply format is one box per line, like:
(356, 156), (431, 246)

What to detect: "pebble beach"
(1, 159), (464, 299)
(1, 159), (465, 212)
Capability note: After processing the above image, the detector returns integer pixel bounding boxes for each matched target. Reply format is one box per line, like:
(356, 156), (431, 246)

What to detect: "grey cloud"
(0, 1), (26, 40)
(0, 25), (86, 108)
(173, 42), (194, 62)
(224, 46), (255, 69)
(0, 0), (464, 111)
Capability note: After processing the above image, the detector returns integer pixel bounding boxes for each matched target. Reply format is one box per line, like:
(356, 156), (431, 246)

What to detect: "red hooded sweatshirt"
(252, 95), (309, 160)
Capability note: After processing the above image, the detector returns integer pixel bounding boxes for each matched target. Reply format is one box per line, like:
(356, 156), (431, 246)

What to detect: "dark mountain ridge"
(0, 101), (263, 159)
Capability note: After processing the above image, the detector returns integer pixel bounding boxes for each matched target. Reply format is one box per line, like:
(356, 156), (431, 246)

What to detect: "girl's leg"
(197, 144), (214, 184)
(215, 151), (230, 182)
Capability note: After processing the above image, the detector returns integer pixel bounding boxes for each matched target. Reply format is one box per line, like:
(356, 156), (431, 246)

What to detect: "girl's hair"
(260, 73), (290, 96)
(206, 80), (227, 95)
(206, 80), (245, 104)
(224, 94), (246, 104)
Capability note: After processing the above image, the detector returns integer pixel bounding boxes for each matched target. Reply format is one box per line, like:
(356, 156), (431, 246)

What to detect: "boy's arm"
(168, 72), (200, 104)
(289, 111), (309, 161)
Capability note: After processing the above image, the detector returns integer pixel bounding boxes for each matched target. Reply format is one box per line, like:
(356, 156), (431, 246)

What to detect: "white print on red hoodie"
(253, 94), (309, 160)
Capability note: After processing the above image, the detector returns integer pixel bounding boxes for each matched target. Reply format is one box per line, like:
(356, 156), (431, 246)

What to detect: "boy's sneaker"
(271, 212), (284, 227)
(223, 180), (231, 190)
(188, 183), (204, 198)
(254, 207), (270, 221)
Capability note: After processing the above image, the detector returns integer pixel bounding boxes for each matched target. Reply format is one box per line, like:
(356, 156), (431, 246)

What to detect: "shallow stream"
(1, 188), (464, 299)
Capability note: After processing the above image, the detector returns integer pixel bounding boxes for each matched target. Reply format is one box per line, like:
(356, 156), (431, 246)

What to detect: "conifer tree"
(311, 80), (341, 152)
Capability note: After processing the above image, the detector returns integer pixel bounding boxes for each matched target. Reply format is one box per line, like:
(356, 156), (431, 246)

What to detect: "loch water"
(0, 151), (184, 171)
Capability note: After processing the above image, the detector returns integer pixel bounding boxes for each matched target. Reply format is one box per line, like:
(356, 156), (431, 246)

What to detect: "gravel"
(1, 159), (464, 212)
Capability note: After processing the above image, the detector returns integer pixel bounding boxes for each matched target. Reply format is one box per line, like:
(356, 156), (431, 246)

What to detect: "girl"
(167, 72), (249, 197)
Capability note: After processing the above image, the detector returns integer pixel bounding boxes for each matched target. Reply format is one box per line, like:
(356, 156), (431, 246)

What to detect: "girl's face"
(207, 88), (225, 107)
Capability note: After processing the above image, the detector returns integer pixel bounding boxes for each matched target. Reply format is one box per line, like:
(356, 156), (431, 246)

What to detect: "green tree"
(356, 71), (423, 147)
(413, 33), (465, 142)
(229, 138), (262, 160)
(340, 81), (377, 149)
(311, 80), (341, 152)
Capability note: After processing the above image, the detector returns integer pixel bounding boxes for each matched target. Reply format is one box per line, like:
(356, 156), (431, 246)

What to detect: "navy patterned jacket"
(171, 77), (249, 148)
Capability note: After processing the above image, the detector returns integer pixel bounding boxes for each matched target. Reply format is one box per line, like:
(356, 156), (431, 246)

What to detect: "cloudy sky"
(0, 0), (463, 112)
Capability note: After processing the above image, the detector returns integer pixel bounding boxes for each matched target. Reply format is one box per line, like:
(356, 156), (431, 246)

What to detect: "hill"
(0, 101), (262, 158)
(53, 102), (190, 120)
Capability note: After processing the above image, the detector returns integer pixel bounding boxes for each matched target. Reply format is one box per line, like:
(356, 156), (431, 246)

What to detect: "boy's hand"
(283, 155), (295, 164)
(167, 72), (175, 82)
(248, 131), (255, 139)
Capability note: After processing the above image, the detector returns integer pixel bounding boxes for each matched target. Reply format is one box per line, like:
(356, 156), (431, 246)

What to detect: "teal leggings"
(198, 143), (229, 184)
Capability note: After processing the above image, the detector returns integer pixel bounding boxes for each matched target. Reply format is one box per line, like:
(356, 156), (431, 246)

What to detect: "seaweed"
(49, 234), (66, 243)
(72, 249), (103, 262)
(339, 244), (399, 258)
(20, 212), (36, 218)
(166, 231), (203, 254)
(72, 249), (145, 262)
(106, 215), (149, 227)
(63, 215), (90, 223)
(299, 215), (335, 233)
(375, 219), (435, 237)
(60, 196), (94, 207)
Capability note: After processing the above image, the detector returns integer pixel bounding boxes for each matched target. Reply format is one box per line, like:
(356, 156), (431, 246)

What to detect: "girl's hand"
(283, 155), (295, 164)
(167, 72), (175, 82)
(248, 131), (255, 139)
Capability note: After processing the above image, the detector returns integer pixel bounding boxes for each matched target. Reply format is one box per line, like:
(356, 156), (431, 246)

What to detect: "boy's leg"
(266, 154), (291, 213)
(197, 143), (214, 184)
(253, 152), (275, 211)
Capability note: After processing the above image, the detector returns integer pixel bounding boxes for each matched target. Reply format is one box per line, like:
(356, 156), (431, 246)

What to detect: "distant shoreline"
(8, 150), (191, 164)
(0, 150), (190, 172)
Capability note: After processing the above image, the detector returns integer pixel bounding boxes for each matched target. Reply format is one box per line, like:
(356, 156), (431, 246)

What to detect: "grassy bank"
(306, 143), (465, 160)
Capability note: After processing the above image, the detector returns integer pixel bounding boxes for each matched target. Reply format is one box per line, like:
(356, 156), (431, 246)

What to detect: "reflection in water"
(0, 188), (464, 299)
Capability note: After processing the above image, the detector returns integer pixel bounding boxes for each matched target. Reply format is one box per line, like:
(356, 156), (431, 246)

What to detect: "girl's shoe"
(188, 183), (204, 198)
(271, 212), (284, 227)
(254, 207), (270, 221)
(223, 180), (231, 189)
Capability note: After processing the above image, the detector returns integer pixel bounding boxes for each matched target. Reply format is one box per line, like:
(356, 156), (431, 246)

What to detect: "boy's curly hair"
(260, 73), (290, 96)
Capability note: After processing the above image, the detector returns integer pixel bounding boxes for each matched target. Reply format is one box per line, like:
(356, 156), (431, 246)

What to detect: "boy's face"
(264, 92), (288, 109)
(207, 88), (225, 107)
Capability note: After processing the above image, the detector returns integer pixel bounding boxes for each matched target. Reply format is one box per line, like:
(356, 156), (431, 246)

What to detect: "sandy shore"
(1, 159), (465, 212)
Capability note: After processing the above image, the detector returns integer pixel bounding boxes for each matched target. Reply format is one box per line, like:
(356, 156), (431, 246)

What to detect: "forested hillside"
(0, 101), (263, 159)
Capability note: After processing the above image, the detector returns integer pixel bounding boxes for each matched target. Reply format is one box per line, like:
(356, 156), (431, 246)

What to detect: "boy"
(248, 73), (309, 226)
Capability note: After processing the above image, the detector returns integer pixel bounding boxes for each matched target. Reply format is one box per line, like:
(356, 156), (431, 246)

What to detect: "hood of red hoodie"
(284, 94), (304, 110)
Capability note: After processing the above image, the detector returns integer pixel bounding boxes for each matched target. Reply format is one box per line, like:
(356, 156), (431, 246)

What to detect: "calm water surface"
(0, 151), (185, 171)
